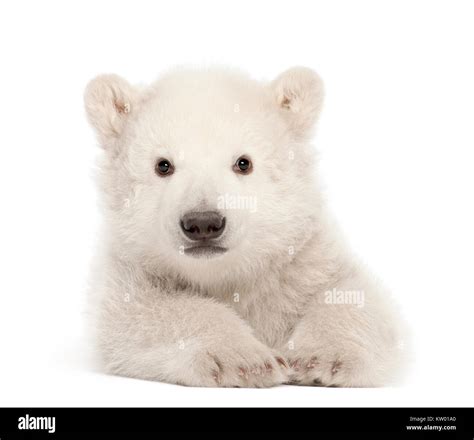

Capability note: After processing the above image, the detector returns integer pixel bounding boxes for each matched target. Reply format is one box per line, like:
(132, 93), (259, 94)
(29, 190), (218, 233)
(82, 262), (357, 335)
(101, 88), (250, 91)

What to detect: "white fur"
(84, 66), (407, 387)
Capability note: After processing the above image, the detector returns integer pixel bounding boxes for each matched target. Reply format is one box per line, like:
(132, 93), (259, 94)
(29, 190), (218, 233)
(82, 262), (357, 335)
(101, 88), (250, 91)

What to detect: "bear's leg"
(282, 271), (406, 387)
(94, 274), (288, 387)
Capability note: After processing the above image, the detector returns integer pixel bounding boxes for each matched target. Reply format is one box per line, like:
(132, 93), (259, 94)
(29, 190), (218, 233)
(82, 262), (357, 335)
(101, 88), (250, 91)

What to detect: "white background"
(0, 0), (473, 407)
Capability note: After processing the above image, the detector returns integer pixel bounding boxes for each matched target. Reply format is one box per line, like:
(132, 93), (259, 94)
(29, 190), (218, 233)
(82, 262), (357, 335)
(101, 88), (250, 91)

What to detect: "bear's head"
(85, 67), (324, 287)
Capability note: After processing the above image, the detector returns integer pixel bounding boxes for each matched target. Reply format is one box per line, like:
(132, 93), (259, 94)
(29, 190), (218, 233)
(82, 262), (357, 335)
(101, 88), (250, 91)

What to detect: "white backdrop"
(0, 0), (473, 406)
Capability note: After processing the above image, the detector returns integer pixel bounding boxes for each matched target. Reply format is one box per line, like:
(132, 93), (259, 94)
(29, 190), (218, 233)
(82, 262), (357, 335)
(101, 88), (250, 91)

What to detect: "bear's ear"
(84, 74), (138, 148)
(271, 67), (324, 138)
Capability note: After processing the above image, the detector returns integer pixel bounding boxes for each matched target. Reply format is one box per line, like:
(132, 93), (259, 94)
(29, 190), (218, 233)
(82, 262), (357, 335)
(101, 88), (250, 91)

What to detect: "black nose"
(180, 211), (226, 241)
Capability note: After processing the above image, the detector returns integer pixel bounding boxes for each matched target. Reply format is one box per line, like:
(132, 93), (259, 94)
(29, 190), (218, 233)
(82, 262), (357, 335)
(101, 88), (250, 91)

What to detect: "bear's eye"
(233, 156), (252, 175)
(155, 158), (174, 177)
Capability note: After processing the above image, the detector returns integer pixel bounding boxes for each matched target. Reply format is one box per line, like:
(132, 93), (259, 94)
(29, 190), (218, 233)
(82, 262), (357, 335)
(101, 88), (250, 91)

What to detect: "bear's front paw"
(285, 344), (383, 387)
(175, 339), (289, 388)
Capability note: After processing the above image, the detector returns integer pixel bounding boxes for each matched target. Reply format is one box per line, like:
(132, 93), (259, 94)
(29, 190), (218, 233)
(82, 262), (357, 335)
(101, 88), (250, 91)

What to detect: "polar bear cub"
(84, 66), (406, 387)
